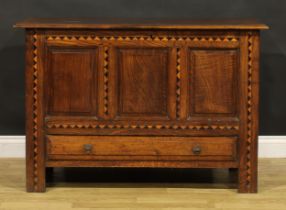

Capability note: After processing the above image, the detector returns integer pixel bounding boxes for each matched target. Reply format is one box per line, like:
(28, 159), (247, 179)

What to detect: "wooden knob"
(83, 144), (93, 153)
(192, 145), (201, 155)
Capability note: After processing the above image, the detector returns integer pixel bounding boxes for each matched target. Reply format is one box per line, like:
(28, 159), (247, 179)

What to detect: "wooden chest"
(15, 19), (268, 193)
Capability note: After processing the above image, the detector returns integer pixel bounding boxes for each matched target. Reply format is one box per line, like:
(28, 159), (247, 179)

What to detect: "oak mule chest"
(15, 19), (268, 193)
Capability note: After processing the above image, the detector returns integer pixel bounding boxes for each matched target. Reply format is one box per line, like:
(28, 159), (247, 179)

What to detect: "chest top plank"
(14, 18), (269, 30)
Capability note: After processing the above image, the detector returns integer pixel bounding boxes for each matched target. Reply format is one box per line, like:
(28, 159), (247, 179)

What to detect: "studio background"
(0, 0), (285, 135)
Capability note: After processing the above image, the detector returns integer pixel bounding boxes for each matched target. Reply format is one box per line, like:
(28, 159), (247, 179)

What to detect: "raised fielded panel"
(116, 48), (173, 120)
(45, 47), (98, 116)
(189, 49), (238, 117)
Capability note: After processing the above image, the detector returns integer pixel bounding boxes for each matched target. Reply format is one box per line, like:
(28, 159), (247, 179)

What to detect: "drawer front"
(47, 136), (237, 161)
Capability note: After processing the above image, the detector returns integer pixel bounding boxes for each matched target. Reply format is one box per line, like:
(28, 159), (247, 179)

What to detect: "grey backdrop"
(0, 0), (285, 135)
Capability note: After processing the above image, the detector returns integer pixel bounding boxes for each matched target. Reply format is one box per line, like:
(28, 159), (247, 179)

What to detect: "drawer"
(47, 136), (237, 161)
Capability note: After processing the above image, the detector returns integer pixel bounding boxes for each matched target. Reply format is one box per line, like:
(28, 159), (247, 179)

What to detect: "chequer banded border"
(32, 33), (39, 190)
(46, 35), (239, 42)
(176, 48), (181, 119)
(46, 123), (239, 130)
(103, 47), (109, 115)
(246, 33), (253, 189)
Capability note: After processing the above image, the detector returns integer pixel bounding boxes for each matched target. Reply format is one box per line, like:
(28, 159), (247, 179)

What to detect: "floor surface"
(0, 158), (285, 209)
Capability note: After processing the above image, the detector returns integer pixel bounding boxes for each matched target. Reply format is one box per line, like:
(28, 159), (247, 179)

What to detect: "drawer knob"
(83, 144), (93, 153)
(192, 145), (201, 155)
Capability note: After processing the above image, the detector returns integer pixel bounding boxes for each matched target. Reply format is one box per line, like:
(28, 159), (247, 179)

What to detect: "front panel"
(45, 47), (98, 116)
(189, 49), (238, 117)
(43, 31), (241, 136)
(117, 48), (169, 119)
